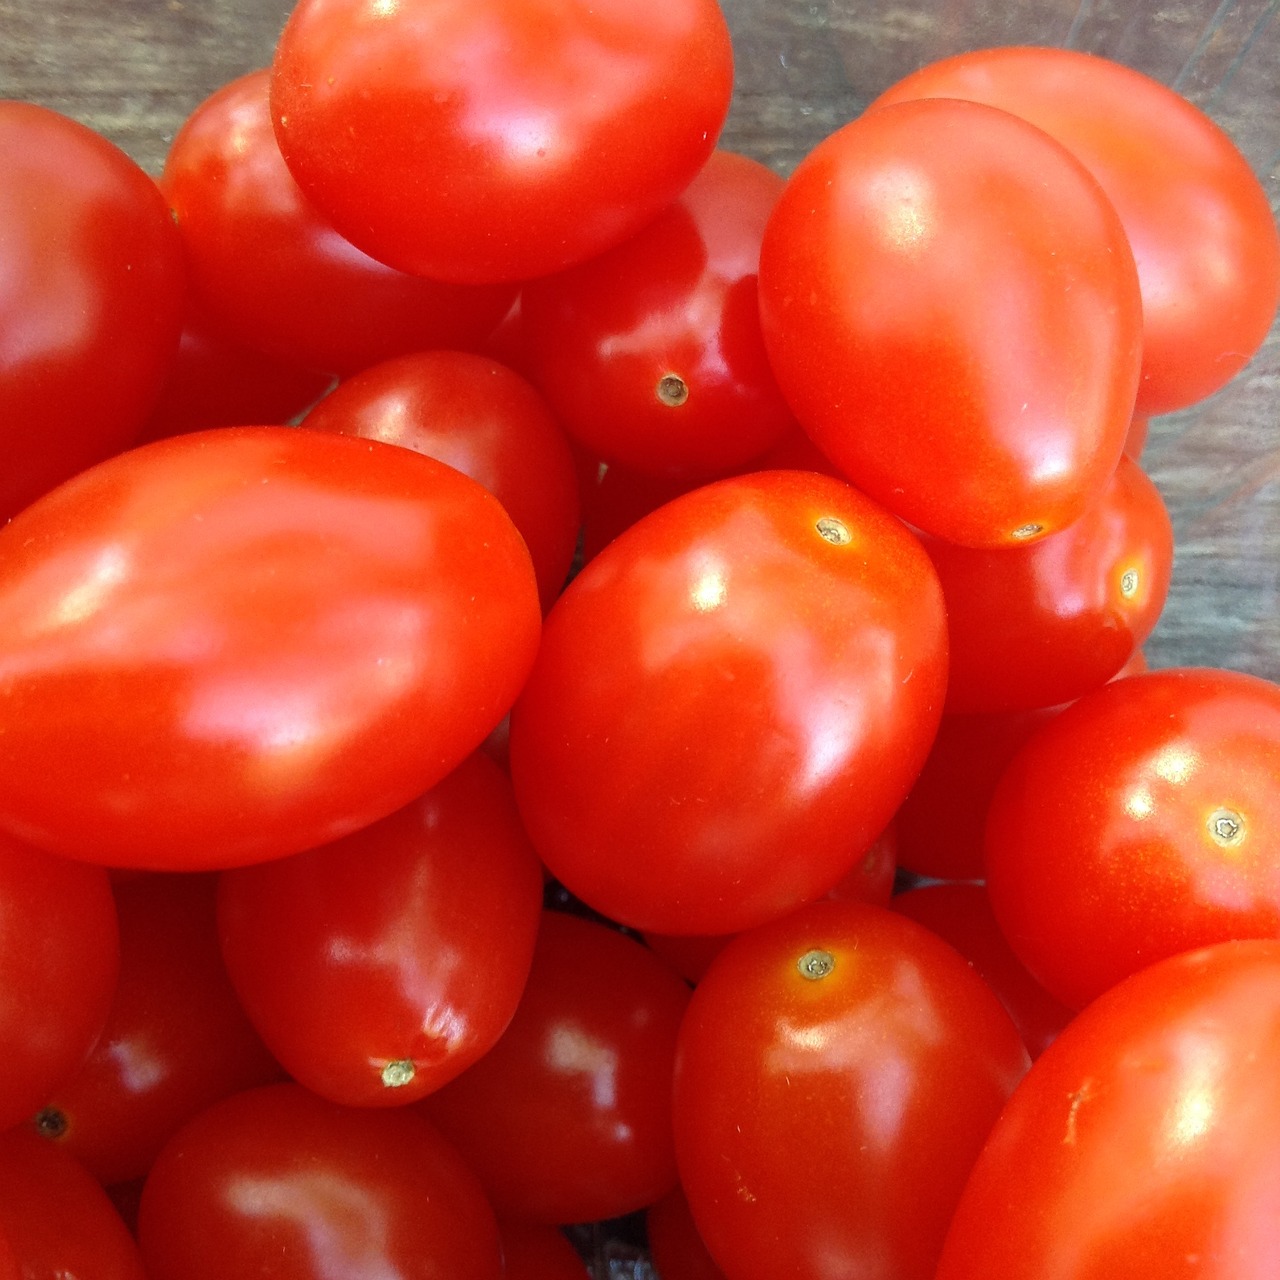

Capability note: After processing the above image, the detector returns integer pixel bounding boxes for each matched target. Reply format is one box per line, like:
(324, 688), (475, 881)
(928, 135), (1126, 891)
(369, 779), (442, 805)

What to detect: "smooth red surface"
(673, 901), (1029, 1280)
(986, 668), (1280, 1009)
(925, 455), (1173, 713)
(219, 753), (543, 1107)
(138, 1083), (502, 1280)
(35, 873), (281, 1185)
(872, 46), (1280, 415)
(0, 836), (118, 1132)
(162, 70), (513, 376)
(648, 1187), (728, 1280)
(937, 941), (1280, 1280)
(498, 1221), (590, 1280)
(509, 470), (947, 935)
(759, 97), (1141, 548)
(421, 911), (691, 1224)
(271, 0), (734, 282)
(303, 351), (580, 609)
(0, 101), (184, 519)
(522, 150), (794, 480)
(0, 426), (541, 869)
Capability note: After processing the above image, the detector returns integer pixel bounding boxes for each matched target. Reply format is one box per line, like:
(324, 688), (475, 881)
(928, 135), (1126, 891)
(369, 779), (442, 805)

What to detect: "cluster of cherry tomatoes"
(1, 0), (1279, 1277)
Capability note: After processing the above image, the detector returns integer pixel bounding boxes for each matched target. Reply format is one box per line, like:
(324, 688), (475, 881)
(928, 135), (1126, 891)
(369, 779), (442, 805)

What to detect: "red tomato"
(0, 102), (184, 519)
(33, 874), (282, 1186)
(0, 427), (541, 870)
(421, 910), (691, 1224)
(0, 1230), (15, 1280)
(871, 47), (1280, 415)
(522, 150), (795, 480)
(986, 668), (1280, 1009)
(924, 455), (1173, 713)
(937, 940), (1280, 1280)
(647, 1187), (728, 1280)
(218, 753), (544, 1107)
(673, 901), (1029, 1280)
(509, 470), (947, 936)
(0, 835), (118, 1132)
(498, 1221), (590, 1280)
(138, 1082), (503, 1280)
(162, 70), (514, 376)
(759, 97), (1142, 548)
(271, 0), (734, 283)
(302, 351), (581, 610)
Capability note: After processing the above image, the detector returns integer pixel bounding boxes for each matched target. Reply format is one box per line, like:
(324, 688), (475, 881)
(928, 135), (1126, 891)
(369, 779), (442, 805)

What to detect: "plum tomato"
(647, 1186), (728, 1280)
(497, 1221), (591, 1280)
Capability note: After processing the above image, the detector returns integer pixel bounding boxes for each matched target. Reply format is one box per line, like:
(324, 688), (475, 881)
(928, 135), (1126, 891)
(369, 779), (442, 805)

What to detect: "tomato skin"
(871, 47), (1280, 415)
(0, 836), (119, 1133)
(0, 427), (541, 870)
(271, 0), (734, 283)
(218, 753), (543, 1107)
(673, 900), (1029, 1280)
(986, 669), (1280, 1010)
(647, 1187), (728, 1280)
(0, 101), (184, 520)
(497, 1221), (590, 1280)
(937, 940), (1280, 1280)
(421, 911), (691, 1224)
(759, 97), (1141, 548)
(509, 470), (947, 936)
(138, 1082), (503, 1280)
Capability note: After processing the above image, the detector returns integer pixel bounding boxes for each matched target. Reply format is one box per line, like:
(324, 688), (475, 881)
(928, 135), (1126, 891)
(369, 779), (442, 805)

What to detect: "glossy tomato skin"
(303, 351), (580, 610)
(0, 102), (184, 520)
(522, 150), (795, 480)
(871, 47), (1280, 415)
(509, 470), (947, 936)
(138, 1082), (503, 1280)
(673, 901), (1029, 1280)
(0, 427), (541, 870)
(271, 0), (734, 284)
(937, 940), (1280, 1280)
(926, 455), (1173, 713)
(986, 668), (1280, 1010)
(219, 753), (543, 1107)
(759, 97), (1141, 548)
(421, 911), (691, 1224)
(0, 836), (119, 1132)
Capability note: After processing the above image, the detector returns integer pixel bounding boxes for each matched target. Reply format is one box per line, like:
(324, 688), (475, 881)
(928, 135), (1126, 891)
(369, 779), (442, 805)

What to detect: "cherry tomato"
(219, 753), (543, 1107)
(302, 351), (581, 610)
(509, 470), (947, 935)
(163, 70), (515, 376)
(0, 427), (541, 869)
(498, 1221), (591, 1280)
(647, 1187), (728, 1280)
(673, 900), (1029, 1280)
(759, 97), (1142, 548)
(986, 668), (1280, 1009)
(138, 1082), (503, 1280)
(0, 101), (184, 519)
(937, 940), (1280, 1280)
(271, 0), (734, 283)
(421, 910), (691, 1224)
(871, 46), (1280, 415)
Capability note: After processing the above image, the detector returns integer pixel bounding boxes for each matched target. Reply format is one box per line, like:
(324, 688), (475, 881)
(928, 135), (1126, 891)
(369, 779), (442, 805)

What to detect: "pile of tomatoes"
(1, 0), (1279, 1277)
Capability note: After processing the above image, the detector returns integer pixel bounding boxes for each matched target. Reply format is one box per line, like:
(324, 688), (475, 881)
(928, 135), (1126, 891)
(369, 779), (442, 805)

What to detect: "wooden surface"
(1, 0), (1278, 682)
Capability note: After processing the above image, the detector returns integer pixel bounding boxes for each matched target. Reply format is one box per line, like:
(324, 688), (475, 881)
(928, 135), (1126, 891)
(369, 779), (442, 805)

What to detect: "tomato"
(870, 46), (1280, 415)
(0, 835), (118, 1132)
(521, 150), (795, 480)
(302, 351), (581, 610)
(0, 427), (541, 869)
(937, 940), (1280, 1280)
(924, 455), (1173, 713)
(271, 0), (734, 283)
(673, 900), (1029, 1280)
(509, 470), (947, 936)
(162, 70), (514, 377)
(219, 753), (543, 1108)
(33, 873), (282, 1186)
(138, 1082), (503, 1280)
(421, 910), (691, 1224)
(497, 1221), (591, 1280)
(0, 101), (184, 520)
(985, 668), (1280, 1009)
(758, 97), (1142, 548)
(648, 1187), (728, 1280)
